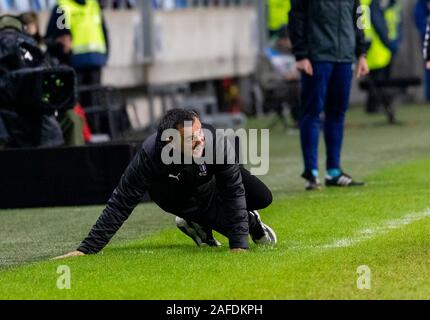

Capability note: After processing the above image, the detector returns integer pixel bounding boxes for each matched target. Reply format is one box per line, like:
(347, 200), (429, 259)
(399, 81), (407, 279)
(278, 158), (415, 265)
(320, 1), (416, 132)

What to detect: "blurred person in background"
(267, 0), (291, 38)
(256, 25), (300, 127)
(20, 11), (87, 146)
(0, 14), (65, 149)
(362, 0), (402, 114)
(45, 0), (108, 140)
(45, 0), (109, 100)
(422, 4), (430, 70)
(289, 0), (369, 191)
(414, 0), (430, 101)
(19, 11), (44, 47)
(256, 1), (299, 127)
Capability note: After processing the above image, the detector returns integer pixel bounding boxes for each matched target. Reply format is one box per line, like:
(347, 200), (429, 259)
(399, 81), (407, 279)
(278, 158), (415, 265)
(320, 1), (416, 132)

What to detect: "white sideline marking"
(311, 208), (430, 251)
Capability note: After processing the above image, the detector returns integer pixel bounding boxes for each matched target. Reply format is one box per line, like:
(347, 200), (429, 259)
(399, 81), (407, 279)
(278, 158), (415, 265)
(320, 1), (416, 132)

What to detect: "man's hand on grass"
(52, 251), (85, 260)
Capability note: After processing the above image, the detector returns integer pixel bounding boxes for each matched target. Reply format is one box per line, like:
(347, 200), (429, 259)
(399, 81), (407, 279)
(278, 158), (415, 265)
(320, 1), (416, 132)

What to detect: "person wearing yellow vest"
(46, 0), (109, 90)
(361, 0), (402, 113)
(268, 0), (291, 38)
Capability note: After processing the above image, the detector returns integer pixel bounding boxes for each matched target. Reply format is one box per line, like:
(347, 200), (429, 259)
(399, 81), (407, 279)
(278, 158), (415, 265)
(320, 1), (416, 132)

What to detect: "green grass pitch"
(1, 105), (430, 299)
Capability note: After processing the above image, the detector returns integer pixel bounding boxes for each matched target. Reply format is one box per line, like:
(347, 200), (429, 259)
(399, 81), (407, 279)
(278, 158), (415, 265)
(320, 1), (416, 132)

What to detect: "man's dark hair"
(158, 108), (200, 138)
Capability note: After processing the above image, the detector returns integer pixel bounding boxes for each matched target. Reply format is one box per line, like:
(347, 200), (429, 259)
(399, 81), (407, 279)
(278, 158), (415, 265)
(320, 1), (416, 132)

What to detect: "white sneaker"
(248, 211), (277, 246)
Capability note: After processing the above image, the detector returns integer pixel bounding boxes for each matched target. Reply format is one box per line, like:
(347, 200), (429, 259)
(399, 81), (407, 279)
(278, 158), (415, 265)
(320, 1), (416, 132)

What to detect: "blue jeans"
(299, 62), (353, 173)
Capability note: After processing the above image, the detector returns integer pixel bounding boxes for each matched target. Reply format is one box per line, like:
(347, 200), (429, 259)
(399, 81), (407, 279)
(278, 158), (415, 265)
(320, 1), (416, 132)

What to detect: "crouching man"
(55, 109), (276, 258)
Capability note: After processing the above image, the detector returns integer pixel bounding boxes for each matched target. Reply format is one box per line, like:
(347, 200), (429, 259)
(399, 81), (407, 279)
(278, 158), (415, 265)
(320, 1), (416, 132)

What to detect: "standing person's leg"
(77, 68), (101, 86)
(425, 68), (430, 102)
(366, 68), (383, 114)
(77, 69), (91, 108)
(77, 68), (101, 106)
(299, 62), (334, 189)
(324, 63), (353, 175)
(85, 67), (102, 111)
(324, 63), (364, 187)
(88, 67), (102, 86)
(378, 65), (397, 124)
(368, 67), (392, 115)
(76, 69), (89, 87)
(77, 68), (102, 133)
(59, 109), (85, 146)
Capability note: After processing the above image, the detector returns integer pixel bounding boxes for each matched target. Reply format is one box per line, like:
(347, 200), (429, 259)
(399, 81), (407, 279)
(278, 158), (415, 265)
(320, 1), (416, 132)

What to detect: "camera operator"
(0, 15), (76, 149)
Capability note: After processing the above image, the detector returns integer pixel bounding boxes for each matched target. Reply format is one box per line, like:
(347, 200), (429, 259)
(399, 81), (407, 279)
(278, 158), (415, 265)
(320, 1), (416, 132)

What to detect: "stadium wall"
(37, 7), (258, 87)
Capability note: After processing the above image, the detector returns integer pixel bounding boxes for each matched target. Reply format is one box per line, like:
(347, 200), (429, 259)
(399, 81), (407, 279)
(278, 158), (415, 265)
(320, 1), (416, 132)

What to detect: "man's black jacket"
(78, 125), (249, 253)
(289, 0), (367, 62)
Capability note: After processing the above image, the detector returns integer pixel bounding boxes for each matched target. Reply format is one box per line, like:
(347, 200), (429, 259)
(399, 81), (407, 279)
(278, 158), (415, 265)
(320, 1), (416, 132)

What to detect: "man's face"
(178, 117), (205, 158)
